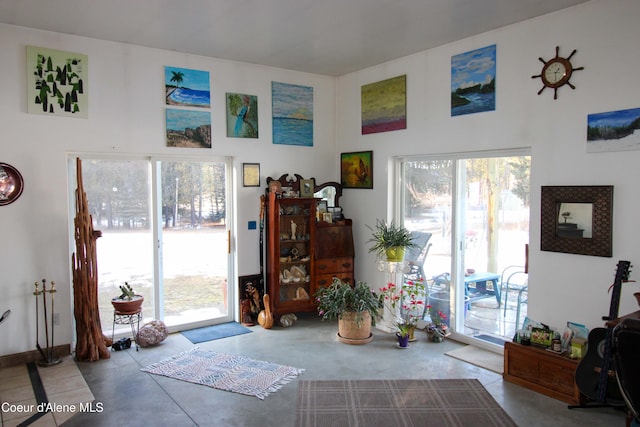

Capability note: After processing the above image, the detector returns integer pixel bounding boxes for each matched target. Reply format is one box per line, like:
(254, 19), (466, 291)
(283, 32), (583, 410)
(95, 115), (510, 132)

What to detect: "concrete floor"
(59, 313), (623, 427)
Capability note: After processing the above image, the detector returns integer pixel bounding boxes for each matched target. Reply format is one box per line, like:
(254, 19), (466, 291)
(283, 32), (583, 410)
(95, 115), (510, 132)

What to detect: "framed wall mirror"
(313, 181), (342, 208)
(540, 185), (613, 257)
(265, 174), (343, 208)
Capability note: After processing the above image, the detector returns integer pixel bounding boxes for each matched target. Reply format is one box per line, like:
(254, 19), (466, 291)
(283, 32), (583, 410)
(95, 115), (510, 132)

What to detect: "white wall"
(2, 0), (639, 358)
(337, 0), (640, 332)
(0, 24), (337, 356)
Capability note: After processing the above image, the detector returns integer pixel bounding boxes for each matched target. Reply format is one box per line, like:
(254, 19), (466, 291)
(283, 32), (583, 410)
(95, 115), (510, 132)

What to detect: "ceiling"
(0, 0), (591, 76)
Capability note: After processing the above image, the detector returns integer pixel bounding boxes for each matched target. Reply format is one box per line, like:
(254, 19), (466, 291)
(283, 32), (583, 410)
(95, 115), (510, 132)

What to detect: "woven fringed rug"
(296, 379), (516, 427)
(142, 348), (304, 399)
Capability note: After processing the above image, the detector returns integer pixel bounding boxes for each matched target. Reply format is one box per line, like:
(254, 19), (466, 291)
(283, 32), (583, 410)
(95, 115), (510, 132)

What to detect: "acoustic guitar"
(575, 260), (631, 405)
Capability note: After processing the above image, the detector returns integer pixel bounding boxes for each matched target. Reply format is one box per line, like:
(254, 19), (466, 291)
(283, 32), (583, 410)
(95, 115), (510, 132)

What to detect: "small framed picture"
(317, 200), (328, 214)
(239, 274), (264, 322)
(300, 178), (315, 198)
(341, 151), (373, 189)
(242, 163), (260, 187)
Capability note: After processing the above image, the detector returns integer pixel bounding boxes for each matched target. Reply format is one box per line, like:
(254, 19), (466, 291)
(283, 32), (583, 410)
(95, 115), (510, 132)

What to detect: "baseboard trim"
(0, 344), (71, 368)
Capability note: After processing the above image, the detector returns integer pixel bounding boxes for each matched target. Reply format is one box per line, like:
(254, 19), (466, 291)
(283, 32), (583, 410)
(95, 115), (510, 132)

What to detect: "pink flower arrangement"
(379, 278), (426, 326)
(426, 304), (447, 326)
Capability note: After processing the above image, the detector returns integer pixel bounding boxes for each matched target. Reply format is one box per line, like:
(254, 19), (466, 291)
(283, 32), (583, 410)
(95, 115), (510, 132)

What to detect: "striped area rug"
(296, 379), (516, 427)
(141, 348), (304, 399)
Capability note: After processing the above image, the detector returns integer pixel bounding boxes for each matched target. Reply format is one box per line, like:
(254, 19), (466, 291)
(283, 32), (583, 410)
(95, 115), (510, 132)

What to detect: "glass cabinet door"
(276, 199), (314, 305)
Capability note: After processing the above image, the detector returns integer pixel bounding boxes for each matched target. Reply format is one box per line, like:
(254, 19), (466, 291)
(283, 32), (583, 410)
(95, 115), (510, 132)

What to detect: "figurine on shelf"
(291, 221), (297, 240)
(269, 180), (282, 195)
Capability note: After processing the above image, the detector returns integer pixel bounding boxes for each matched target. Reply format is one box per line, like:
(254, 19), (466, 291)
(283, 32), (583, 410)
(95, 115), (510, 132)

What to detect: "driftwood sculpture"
(72, 158), (110, 361)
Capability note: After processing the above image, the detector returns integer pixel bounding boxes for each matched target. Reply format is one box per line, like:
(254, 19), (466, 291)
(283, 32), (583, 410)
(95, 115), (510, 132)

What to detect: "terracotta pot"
(337, 311), (373, 345)
(111, 295), (144, 313)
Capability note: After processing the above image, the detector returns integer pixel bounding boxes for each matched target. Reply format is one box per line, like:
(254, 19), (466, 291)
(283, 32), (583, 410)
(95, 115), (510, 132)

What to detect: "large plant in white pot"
(314, 278), (381, 345)
(367, 219), (416, 262)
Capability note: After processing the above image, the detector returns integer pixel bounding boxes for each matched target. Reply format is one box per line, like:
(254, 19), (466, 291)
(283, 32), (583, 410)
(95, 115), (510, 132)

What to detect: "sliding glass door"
(398, 151), (530, 344)
(70, 156), (232, 336)
(157, 161), (230, 328)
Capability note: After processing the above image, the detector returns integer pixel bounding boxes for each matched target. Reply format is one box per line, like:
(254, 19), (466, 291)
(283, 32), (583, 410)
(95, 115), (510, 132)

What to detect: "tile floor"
(1, 313), (627, 427)
(0, 356), (93, 426)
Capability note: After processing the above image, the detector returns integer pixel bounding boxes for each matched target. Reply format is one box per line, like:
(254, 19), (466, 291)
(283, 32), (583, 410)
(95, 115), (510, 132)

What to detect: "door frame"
(68, 153), (235, 337)
(394, 148), (531, 352)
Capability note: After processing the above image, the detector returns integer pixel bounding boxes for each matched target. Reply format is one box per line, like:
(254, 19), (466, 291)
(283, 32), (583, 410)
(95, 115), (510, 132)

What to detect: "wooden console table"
(503, 341), (584, 405)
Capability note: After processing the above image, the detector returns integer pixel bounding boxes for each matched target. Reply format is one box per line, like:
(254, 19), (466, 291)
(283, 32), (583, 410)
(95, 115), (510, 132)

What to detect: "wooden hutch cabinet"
(265, 175), (354, 319)
(314, 219), (354, 287)
(266, 191), (317, 318)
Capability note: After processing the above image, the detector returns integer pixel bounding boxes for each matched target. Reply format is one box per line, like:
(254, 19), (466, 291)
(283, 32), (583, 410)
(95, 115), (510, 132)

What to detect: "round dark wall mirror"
(0, 163), (24, 206)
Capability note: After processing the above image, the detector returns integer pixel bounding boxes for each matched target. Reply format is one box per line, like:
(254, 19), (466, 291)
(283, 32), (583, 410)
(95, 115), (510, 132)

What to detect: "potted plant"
(379, 278), (426, 342)
(367, 219), (416, 262)
(111, 282), (144, 313)
(314, 278), (381, 345)
(394, 320), (412, 348)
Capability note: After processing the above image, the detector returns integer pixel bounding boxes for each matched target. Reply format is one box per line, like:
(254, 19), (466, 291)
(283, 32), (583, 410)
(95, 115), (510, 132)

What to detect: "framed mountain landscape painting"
(587, 107), (640, 152)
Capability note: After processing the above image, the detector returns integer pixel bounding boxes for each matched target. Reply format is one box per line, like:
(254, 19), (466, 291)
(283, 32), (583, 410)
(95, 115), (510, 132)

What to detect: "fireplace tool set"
(33, 279), (61, 366)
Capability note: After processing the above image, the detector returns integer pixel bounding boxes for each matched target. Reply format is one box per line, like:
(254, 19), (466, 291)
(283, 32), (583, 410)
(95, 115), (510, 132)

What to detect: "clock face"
(543, 60), (568, 85)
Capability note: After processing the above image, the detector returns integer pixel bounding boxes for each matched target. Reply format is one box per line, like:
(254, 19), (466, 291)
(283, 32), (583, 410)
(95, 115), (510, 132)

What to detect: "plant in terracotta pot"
(111, 282), (144, 313)
(314, 277), (381, 345)
(367, 219), (416, 262)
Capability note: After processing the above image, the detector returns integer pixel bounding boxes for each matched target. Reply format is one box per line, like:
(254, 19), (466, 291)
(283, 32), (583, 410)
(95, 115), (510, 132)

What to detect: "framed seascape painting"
(587, 107), (640, 153)
(227, 93), (258, 138)
(361, 75), (406, 135)
(341, 151), (373, 189)
(164, 66), (210, 108)
(165, 109), (211, 148)
(451, 44), (496, 117)
(26, 46), (88, 118)
(272, 82), (313, 146)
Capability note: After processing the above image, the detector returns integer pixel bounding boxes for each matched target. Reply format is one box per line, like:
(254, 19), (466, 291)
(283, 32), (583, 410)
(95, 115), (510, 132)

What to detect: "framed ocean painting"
(165, 66), (210, 108)
(361, 75), (406, 135)
(451, 45), (496, 116)
(27, 46), (88, 118)
(166, 108), (211, 148)
(587, 107), (640, 152)
(272, 82), (313, 146)
(226, 93), (258, 138)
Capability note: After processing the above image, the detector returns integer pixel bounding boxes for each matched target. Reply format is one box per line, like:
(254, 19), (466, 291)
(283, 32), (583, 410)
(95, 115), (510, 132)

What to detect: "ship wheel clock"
(532, 46), (584, 99)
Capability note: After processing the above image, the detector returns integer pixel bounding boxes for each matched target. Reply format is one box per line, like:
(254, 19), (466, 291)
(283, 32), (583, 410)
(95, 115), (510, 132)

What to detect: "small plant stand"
(112, 308), (142, 351)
